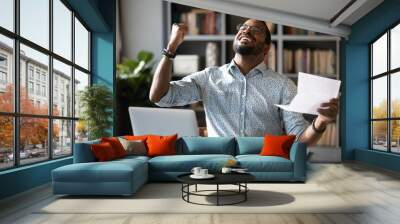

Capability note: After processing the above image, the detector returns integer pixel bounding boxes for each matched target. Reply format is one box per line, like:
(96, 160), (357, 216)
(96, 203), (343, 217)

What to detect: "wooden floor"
(1, 162), (400, 224)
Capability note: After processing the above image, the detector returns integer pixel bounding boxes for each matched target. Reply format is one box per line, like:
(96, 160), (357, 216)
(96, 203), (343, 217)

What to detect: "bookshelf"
(164, 2), (341, 149)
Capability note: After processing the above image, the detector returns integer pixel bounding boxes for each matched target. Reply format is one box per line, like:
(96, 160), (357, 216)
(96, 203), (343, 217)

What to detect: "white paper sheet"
(275, 72), (341, 115)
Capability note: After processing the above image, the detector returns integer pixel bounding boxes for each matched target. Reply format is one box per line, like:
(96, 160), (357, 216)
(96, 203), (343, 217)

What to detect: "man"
(149, 19), (339, 145)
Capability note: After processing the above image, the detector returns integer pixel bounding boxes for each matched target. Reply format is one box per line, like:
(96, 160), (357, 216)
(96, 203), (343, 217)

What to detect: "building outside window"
(41, 85), (46, 97)
(35, 83), (40, 95)
(28, 81), (34, 94)
(28, 66), (34, 80)
(0, 54), (7, 67)
(0, 54), (7, 87)
(41, 73), (46, 83)
(0, 0), (91, 170)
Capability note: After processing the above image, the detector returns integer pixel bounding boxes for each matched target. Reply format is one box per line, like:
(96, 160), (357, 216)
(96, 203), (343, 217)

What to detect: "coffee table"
(177, 172), (255, 206)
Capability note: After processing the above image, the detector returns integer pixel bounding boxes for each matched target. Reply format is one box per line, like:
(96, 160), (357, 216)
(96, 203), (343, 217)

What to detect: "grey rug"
(38, 183), (362, 214)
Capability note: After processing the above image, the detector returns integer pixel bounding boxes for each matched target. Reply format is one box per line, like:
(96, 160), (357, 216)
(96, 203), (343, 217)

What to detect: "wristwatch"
(162, 48), (176, 59)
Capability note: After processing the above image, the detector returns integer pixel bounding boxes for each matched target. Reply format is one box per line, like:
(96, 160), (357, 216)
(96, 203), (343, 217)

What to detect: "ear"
(263, 44), (270, 55)
(263, 44), (270, 64)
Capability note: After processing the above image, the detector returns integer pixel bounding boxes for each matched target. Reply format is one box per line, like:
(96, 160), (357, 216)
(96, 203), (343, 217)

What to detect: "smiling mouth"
(239, 35), (254, 43)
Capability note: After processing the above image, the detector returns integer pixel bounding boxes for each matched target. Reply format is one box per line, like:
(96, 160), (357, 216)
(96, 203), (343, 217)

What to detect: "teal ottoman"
(52, 156), (148, 196)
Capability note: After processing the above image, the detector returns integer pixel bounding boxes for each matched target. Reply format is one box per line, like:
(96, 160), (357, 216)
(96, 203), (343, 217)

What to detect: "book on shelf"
(178, 9), (221, 35)
(283, 48), (336, 75)
(284, 26), (317, 35)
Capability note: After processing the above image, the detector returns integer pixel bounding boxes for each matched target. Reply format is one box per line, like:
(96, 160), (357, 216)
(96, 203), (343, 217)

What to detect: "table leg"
(245, 183), (247, 201)
(187, 184), (190, 202)
(217, 184), (219, 206)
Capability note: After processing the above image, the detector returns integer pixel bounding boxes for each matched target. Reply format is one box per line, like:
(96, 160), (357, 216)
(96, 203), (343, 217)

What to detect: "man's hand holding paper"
(276, 72), (341, 124)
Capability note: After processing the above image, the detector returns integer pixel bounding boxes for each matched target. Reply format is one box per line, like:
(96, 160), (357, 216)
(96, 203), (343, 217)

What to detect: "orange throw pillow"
(91, 142), (118, 161)
(124, 135), (149, 141)
(101, 137), (126, 158)
(146, 134), (178, 157)
(259, 134), (296, 159)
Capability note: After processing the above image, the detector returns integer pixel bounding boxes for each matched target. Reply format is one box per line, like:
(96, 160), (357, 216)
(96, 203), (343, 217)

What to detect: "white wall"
(119, 0), (165, 60)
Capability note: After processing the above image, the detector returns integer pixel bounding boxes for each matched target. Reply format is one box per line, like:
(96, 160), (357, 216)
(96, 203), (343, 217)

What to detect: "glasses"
(236, 23), (264, 35)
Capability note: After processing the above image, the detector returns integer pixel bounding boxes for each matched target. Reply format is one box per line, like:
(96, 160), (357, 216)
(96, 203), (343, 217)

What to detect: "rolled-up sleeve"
(155, 69), (207, 107)
(280, 78), (310, 140)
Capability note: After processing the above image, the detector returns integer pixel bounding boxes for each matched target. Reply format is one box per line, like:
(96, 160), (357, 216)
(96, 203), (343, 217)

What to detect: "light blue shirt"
(156, 60), (309, 138)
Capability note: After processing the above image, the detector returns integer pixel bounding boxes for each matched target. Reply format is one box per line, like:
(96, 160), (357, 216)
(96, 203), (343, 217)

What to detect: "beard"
(233, 41), (264, 56)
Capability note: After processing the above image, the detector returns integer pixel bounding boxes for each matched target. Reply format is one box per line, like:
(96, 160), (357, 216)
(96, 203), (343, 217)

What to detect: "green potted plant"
(79, 84), (113, 140)
(116, 51), (155, 135)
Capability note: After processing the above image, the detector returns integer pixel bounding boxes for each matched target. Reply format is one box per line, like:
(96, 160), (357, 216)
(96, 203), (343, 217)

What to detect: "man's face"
(233, 19), (267, 56)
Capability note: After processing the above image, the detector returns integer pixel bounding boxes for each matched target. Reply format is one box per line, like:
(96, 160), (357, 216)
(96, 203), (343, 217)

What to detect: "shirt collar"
(228, 60), (267, 78)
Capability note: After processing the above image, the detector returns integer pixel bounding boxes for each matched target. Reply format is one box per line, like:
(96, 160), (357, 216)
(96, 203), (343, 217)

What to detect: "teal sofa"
(52, 137), (307, 196)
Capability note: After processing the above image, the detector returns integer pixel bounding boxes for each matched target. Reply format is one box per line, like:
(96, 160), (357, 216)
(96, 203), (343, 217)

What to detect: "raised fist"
(167, 23), (188, 52)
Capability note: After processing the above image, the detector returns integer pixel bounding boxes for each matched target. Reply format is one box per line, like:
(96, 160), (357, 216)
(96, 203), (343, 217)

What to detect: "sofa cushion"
(118, 137), (147, 156)
(52, 158), (147, 183)
(115, 155), (150, 163)
(178, 137), (236, 155)
(236, 155), (293, 172)
(146, 134), (178, 157)
(91, 142), (118, 161)
(124, 135), (148, 142)
(260, 135), (296, 159)
(148, 154), (235, 172)
(101, 137), (127, 158)
(236, 137), (263, 155)
(73, 139), (100, 163)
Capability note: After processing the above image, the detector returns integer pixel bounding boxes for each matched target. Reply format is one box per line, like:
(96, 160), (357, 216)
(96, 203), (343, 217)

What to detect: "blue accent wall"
(0, 158), (72, 199)
(0, 0), (116, 200)
(91, 0), (116, 136)
(343, 0), (400, 171)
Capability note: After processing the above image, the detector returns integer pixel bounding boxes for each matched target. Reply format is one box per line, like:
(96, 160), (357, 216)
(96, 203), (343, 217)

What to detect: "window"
(371, 22), (400, 154)
(0, 0), (14, 32)
(0, 71), (6, 85)
(75, 18), (89, 70)
(0, 0), (91, 170)
(42, 85), (46, 97)
(35, 70), (41, 81)
(0, 55), (7, 67)
(53, 59), (72, 117)
(28, 67), (34, 80)
(20, 0), (49, 49)
(36, 83), (40, 95)
(28, 81), (34, 94)
(0, 34), (13, 113)
(0, 54), (8, 86)
(53, 0), (72, 60)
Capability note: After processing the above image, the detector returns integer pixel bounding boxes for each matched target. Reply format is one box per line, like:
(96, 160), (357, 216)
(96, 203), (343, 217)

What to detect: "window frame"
(370, 19), (400, 154)
(0, 0), (92, 171)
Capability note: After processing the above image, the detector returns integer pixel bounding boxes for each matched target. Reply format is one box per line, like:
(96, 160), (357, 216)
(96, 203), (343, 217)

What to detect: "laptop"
(128, 107), (199, 137)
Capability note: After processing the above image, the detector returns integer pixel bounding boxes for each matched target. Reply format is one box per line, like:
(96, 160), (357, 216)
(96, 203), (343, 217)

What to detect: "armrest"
(289, 141), (307, 181)
(73, 140), (100, 163)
